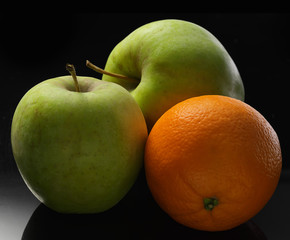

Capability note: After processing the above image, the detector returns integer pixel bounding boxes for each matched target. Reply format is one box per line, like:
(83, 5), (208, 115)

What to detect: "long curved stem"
(86, 60), (138, 83)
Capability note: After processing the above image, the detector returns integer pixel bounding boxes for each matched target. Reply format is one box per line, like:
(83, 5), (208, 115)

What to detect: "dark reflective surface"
(0, 172), (39, 239)
(22, 203), (267, 240)
(1, 169), (290, 239)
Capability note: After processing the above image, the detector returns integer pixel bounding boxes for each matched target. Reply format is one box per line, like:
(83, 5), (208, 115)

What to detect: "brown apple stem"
(66, 63), (81, 92)
(86, 60), (138, 82)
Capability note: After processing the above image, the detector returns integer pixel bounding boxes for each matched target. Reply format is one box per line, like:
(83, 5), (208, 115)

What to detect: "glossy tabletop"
(0, 169), (289, 240)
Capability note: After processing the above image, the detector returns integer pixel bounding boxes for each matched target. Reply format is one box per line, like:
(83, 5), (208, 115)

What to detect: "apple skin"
(102, 19), (245, 129)
(11, 76), (148, 213)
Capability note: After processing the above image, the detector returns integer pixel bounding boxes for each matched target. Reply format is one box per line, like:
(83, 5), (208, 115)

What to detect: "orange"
(145, 95), (282, 231)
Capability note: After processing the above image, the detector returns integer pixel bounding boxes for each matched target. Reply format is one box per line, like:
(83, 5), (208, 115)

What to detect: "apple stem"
(66, 63), (81, 92)
(86, 60), (138, 82)
(65, 63), (81, 92)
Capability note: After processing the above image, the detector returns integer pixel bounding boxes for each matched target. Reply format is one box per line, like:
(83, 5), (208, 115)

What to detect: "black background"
(0, 12), (289, 239)
(1, 12), (289, 170)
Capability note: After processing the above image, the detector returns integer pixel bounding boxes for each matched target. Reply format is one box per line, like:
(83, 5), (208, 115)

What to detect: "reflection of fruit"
(102, 19), (245, 129)
(23, 204), (267, 240)
(11, 65), (148, 213)
(145, 95), (282, 231)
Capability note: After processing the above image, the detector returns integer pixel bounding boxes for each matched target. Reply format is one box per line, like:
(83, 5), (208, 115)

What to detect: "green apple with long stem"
(11, 64), (148, 213)
(87, 19), (244, 129)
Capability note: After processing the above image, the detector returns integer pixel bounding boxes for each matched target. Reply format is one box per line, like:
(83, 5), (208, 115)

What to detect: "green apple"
(100, 19), (245, 129)
(11, 65), (148, 213)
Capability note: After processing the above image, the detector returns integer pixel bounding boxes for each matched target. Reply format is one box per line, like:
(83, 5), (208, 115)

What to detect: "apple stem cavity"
(86, 60), (138, 83)
(66, 63), (81, 92)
